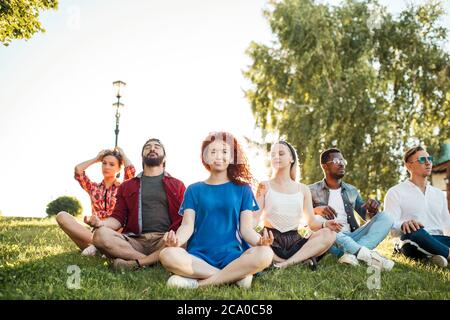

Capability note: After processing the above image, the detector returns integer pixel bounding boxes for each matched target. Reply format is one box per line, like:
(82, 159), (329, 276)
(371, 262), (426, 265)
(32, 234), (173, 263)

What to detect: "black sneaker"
(397, 240), (429, 260)
(302, 257), (318, 271)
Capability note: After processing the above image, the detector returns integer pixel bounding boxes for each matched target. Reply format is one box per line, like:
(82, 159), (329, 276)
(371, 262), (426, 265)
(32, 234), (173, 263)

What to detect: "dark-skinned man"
(309, 148), (394, 271)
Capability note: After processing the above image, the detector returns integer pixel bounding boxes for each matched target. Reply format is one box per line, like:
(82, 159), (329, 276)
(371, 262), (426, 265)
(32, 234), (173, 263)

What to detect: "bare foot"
(111, 258), (139, 271)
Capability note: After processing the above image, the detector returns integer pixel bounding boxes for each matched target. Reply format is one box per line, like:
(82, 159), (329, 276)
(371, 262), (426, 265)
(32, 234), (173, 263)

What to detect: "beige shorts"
(122, 232), (165, 256)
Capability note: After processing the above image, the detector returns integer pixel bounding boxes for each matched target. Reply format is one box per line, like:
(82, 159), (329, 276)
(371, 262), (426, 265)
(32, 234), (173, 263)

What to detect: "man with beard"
(308, 148), (394, 271)
(384, 146), (450, 268)
(85, 138), (186, 270)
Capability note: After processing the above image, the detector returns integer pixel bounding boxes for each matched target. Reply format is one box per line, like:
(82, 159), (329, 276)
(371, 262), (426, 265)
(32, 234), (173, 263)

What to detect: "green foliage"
(0, 0), (58, 46)
(244, 0), (450, 200)
(46, 196), (82, 217)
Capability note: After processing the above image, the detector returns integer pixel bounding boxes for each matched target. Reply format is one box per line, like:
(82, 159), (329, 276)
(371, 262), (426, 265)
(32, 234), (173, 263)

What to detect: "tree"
(244, 0), (450, 199)
(0, 0), (58, 46)
(46, 196), (82, 217)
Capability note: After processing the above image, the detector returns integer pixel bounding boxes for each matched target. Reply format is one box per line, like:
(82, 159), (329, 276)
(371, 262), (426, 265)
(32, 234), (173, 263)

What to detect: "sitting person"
(309, 148), (394, 271)
(255, 141), (340, 270)
(85, 138), (186, 270)
(159, 132), (274, 289)
(384, 145), (450, 268)
(56, 147), (135, 256)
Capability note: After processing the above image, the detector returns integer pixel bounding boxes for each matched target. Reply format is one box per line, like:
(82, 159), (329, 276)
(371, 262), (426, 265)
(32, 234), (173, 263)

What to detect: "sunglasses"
(327, 158), (348, 166)
(410, 156), (433, 164)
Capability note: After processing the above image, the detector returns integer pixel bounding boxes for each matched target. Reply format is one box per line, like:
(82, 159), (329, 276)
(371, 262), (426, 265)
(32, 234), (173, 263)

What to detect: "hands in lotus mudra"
(314, 205), (337, 220)
(257, 228), (274, 246)
(323, 219), (343, 232)
(163, 230), (180, 247)
(163, 228), (275, 248)
(362, 198), (381, 218)
(84, 215), (104, 228)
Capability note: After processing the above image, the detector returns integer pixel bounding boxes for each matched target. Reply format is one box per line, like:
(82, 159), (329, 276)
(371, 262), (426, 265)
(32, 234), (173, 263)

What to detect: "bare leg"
(198, 246), (273, 287)
(160, 246), (273, 287)
(137, 249), (162, 267)
(92, 227), (146, 260)
(275, 228), (335, 269)
(160, 246), (273, 286)
(273, 252), (286, 263)
(113, 250), (164, 270)
(159, 247), (220, 279)
(56, 211), (92, 250)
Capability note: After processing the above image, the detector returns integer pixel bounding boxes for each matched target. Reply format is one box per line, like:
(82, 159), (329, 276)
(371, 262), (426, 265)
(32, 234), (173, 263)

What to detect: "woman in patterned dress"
(56, 147), (135, 255)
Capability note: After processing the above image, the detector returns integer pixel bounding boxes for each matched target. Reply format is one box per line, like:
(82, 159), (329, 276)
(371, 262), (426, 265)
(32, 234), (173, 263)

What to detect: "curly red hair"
(201, 132), (255, 186)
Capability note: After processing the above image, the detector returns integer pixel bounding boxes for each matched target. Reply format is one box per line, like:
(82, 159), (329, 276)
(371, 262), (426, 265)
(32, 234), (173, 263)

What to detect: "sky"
(1, 0), (449, 217)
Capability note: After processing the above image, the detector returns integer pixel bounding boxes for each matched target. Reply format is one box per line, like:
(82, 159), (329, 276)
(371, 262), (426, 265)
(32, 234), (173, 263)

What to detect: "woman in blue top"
(159, 132), (274, 289)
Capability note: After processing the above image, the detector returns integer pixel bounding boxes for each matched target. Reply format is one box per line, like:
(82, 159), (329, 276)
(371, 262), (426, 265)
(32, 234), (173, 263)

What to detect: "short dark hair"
(320, 148), (342, 164)
(403, 146), (425, 164)
(142, 138), (166, 156)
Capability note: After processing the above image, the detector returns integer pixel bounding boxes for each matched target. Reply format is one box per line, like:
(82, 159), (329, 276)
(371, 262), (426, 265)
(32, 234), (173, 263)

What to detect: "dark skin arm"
(313, 205), (337, 220)
(362, 199), (380, 219)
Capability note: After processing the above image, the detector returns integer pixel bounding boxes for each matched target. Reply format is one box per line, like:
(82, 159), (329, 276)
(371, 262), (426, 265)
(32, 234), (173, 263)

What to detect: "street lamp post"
(112, 80), (126, 148)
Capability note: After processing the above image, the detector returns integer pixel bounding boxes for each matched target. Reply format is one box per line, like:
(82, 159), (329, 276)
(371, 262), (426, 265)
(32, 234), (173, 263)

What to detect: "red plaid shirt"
(74, 165), (136, 219)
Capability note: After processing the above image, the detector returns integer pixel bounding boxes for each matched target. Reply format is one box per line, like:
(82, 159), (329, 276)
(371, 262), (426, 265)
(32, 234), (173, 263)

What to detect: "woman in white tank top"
(255, 141), (342, 269)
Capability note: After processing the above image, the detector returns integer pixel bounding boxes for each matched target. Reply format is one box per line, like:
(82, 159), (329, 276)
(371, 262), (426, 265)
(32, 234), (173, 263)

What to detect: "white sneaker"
(81, 244), (98, 256)
(236, 275), (253, 289)
(167, 275), (199, 289)
(430, 255), (448, 268)
(357, 247), (394, 271)
(338, 253), (359, 266)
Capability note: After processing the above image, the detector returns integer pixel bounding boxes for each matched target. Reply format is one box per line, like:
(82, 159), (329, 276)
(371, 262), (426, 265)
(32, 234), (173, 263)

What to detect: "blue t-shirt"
(179, 181), (259, 269)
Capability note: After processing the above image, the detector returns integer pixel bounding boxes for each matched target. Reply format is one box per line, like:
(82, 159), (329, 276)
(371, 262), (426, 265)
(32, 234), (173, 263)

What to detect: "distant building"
(431, 140), (450, 211)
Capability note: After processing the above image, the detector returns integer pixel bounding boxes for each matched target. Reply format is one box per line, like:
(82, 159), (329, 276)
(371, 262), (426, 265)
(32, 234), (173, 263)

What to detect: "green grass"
(0, 216), (449, 299)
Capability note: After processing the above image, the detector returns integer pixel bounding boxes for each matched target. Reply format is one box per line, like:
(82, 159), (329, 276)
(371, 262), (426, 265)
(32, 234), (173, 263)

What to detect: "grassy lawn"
(0, 216), (449, 300)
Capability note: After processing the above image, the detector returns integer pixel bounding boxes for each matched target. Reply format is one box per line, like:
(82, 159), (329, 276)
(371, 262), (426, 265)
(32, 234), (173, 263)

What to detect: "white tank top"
(263, 183), (305, 233)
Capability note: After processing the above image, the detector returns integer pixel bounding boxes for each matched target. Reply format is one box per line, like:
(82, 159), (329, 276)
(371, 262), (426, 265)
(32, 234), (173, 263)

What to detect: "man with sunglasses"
(384, 146), (450, 267)
(309, 148), (394, 271)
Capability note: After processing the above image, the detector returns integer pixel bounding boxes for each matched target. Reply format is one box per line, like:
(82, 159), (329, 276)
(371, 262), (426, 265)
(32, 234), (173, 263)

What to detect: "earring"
(116, 172), (121, 178)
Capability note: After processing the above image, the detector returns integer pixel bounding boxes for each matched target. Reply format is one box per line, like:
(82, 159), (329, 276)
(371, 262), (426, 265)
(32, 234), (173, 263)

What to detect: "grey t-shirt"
(141, 173), (170, 233)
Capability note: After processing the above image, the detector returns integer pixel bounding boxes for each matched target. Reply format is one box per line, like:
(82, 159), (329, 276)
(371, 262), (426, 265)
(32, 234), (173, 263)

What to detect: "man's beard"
(331, 172), (345, 180)
(143, 153), (164, 167)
